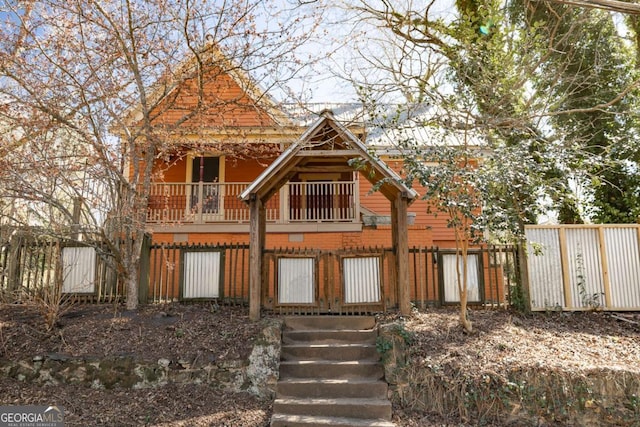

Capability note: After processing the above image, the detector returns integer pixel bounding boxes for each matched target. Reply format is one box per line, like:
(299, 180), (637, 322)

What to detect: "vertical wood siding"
(1, 240), (515, 310)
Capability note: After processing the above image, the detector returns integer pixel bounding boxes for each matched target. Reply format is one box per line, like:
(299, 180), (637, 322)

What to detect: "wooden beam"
(262, 173), (297, 202)
(394, 195), (411, 315)
(299, 158), (355, 164)
(296, 150), (360, 157)
(249, 195), (264, 321)
(598, 226), (612, 309)
(291, 166), (355, 173)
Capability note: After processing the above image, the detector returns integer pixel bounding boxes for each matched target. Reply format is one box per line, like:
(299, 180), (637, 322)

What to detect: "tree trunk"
(125, 276), (138, 310)
(454, 216), (473, 333)
(459, 287), (472, 333)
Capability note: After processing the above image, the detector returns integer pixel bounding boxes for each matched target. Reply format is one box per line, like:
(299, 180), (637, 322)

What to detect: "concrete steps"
(276, 379), (389, 399)
(281, 343), (378, 361)
(271, 316), (395, 427)
(271, 414), (395, 427)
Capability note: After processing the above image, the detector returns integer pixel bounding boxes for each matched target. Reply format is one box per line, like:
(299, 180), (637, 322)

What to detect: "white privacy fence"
(526, 225), (640, 311)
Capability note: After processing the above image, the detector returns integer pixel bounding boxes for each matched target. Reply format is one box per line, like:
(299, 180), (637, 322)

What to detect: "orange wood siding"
(147, 154), (276, 184)
(151, 68), (277, 128)
(154, 227), (432, 249)
(152, 157), (188, 182)
(359, 158), (457, 245)
(359, 178), (390, 214)
(149, 157), (462, 247)
(224, 157), (274, 182)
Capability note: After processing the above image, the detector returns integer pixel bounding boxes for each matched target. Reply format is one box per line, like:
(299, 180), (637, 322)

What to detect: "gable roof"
(123, 43), (291, 129)
(240, 109), (418, 203)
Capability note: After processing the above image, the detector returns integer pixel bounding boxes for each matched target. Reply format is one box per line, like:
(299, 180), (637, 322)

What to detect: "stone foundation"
(0, 318), (283, 398)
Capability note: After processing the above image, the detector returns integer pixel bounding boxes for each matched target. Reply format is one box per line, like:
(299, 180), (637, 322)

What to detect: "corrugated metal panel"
(62, 247), (96, 294)
(278, 258), (314, 304)
(183, 251), (221, 299)
(604, 228), (640, 309)
(565, 228), (604, 309)
(343, 257), (381, 304)
(525, 228), (564, 310)
(442, 254), (480, 303)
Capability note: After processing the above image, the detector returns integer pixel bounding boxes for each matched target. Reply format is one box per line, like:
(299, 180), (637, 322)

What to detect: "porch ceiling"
(239, 109), (418, 204)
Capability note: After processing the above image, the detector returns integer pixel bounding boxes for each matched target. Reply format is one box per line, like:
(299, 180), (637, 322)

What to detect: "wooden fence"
(2, 237), (518, 313)
(526, 224), (640, 311)
(0, 239), (120, 303)
(143, 243), (517, 313)
(141, 242), (250, 305)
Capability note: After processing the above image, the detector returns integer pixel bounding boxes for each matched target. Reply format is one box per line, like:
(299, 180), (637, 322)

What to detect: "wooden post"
(597, 226), (612, 309)
(249, 195), (264, 321)
(559, 227), (572, 309)
(6, 231), (26, 292)
(71, 197), (82, 241)
(138, 234), (151, 305)
(394, 194), (411, 316)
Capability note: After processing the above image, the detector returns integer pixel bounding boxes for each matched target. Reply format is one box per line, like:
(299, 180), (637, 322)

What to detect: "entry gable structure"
(240, 109), (417, 203)
(240, 109), (418, 320)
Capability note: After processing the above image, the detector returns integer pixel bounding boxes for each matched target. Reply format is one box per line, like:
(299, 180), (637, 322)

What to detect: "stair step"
(284, 316), (376, 331)
(277, 378), (388, 399)
(283, 329), (377, 344)
(273, 397), (392, 420)
(279, 360), (384, 380)
(282, 343), (378, 361)
(270, 413), (395, 427)
(272, 316), (395, 427)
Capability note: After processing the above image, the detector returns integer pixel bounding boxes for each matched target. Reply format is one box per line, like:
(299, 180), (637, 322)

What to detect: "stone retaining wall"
(0, 318), (283, 399)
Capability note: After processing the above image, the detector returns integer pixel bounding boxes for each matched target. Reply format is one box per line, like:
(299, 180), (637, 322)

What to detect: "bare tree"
(0, 0), (327, 309)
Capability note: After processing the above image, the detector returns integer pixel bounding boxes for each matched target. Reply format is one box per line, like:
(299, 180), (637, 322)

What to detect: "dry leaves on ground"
(1, 303), (639, 426)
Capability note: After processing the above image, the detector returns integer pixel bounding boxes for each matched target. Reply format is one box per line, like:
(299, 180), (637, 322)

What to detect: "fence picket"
(1, 237), (518, 312)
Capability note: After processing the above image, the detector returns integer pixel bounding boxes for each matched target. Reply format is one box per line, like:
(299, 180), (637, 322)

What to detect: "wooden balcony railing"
(146, 181), (357, 225)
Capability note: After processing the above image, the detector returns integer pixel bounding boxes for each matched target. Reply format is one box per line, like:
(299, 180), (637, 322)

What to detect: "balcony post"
(197, 181), (204, 223)
(353, 175), (360, 223)
(279, 185), (289, 224)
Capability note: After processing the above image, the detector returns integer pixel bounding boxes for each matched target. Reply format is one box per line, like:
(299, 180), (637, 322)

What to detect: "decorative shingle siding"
(151, 68), (277, 128)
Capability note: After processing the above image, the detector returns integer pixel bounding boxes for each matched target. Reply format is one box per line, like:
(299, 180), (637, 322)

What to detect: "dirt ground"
(1, 303), (639, 426)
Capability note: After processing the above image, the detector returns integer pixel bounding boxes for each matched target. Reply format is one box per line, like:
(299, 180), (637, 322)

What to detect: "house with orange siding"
(132, 48), (509, 313)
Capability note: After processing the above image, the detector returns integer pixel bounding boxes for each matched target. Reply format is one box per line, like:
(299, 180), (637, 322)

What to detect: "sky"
(265, 0), (457, 103)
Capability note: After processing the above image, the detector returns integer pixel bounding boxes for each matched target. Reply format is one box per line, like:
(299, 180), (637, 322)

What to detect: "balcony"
(146, 181), (359, 227)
